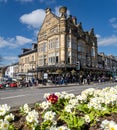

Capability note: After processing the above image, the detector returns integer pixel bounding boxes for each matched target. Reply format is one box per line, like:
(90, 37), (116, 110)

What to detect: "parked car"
(9, 82), (18, 88)
(113, 76), (117, 82)
(17, 80), (29, 88)
(0, 82), (4, 89)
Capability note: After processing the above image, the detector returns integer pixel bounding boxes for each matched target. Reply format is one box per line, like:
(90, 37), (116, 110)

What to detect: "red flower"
(46, 94), (58, 104)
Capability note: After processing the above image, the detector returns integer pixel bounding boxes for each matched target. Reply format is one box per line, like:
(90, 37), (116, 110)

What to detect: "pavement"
(32, 81), (116, 89)
(37, 83), (79, 88)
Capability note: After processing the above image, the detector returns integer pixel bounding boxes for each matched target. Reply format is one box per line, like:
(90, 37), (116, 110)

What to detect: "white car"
(113, 76), (117, 82)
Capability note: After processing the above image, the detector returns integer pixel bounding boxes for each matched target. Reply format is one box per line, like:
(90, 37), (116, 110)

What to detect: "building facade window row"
(16, 7), (117, 80)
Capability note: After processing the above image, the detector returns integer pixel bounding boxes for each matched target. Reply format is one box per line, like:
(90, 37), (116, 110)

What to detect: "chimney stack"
(45, 8), (51, 15)
(72, 16), (77, 25)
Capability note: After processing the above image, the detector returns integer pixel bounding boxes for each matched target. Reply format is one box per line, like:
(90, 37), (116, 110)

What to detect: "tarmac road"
(0, 82), (117, 109)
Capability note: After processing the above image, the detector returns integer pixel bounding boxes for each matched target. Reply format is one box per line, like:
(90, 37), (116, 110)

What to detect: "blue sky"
(0, 0), (117, 66)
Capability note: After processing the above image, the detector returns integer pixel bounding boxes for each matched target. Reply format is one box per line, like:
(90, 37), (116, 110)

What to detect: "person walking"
(87, 75), (90, 85)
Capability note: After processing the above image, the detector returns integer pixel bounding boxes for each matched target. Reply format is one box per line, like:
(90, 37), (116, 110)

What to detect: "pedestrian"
(28, 80), (32, 87)
(87, 75), (90, 85)
(98, 76), (101, 83)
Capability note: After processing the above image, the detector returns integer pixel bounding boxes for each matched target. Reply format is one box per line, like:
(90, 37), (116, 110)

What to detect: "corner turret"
(59, 6), (67, 18)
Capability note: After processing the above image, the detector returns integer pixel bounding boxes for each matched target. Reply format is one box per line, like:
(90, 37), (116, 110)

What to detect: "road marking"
(1, 94), (27, 100)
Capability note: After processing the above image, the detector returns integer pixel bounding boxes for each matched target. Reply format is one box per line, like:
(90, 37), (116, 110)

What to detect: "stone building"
(18, 43), (37, 80)
(18, 6), (117, 80)
(37, 7), (98, 76)
(98, 53), (117, 76)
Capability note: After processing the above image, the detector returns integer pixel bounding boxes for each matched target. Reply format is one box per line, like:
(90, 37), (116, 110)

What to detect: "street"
(0, 82), (117, 109)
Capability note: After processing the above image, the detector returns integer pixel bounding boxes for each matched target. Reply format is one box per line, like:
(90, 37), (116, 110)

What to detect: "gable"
(39, 13), (59, 34)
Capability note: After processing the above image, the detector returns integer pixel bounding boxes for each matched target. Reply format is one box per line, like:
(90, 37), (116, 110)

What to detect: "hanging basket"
(56, 69), (63, 74)
(71, 69), (76, 75)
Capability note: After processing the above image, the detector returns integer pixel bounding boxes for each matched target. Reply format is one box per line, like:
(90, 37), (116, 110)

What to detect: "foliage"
(0, 86), (117, 130)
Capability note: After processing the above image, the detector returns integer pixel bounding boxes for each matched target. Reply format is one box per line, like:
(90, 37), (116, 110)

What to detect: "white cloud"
(4, 56), (18, 61)
(39, 0), (56, 4)
(109, 17), (117, 23)
(0, 37), (10, 47)
(109, 17), (117, 29)
(33, 29), (39, 37)
(0, 36), (33, 48)
(19, 6), (70, 39)
(0, 36), (33, 65)
(20, 6), (70, 30)
(112, 23), (117, 29)
(15, 0), (33, 2)
(15, 36), (33, 45)
(0, 0), (7, 2)
(20, 9), (45, 29)
(98, 35), (117, 46)
(96, 34), (101, 39)
(54, 6), (60, 16)
(3, 56), (18, 65)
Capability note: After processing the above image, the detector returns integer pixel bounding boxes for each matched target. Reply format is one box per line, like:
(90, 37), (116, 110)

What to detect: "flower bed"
(0, 86), (117, 130)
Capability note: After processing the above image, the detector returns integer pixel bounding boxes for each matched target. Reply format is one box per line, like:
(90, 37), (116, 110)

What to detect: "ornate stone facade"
(18, 6), (117, 79)
(37, 7), (98, 73)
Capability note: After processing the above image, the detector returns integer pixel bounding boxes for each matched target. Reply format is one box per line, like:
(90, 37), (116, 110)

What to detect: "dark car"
(17, 80), (29, 88)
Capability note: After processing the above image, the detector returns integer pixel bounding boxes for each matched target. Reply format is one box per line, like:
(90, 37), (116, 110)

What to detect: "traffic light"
(76, 61), (80, 70)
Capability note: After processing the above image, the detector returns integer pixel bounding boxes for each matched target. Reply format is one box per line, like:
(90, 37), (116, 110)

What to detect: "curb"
(34, 83), (79, 89)
(30, 81), (117, 89)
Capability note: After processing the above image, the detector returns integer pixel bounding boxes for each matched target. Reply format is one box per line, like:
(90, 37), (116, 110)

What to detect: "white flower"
(108, 120), (117, 130)
(81, 88), (95, 96)
(2, 104), (11, 112)
(0, 107), (6, 116)
(26, 110), (39, 124)
(40, 101), (51, 110)
(54, 92), (61, 98)
(1, 120), (9, 130)
(26, 114), (34, 123)
(0, 104), (11, 116)
(49, 126), (57, 130)
(110, 124), (117, 130)
(69, 98), (79, 106)
(64, 93), (75, 99)
(4, 113), (14, 121)
(23, 104), (31, 113)
(100, 119), (110, 129)
(49, 125), (70, 130)
(44, 93), (50, 99)
(84, 115), (91, 123)
(31, 110), (38, 119)
(101, 120), (117, 130)
(44, 111), (56, 121)
(76, 94), (87, 103)
(64, 104), (74, 113)
(20, 103), (31, 114)
(0, 119), (3, 129)
(57, 125), (70, 130)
